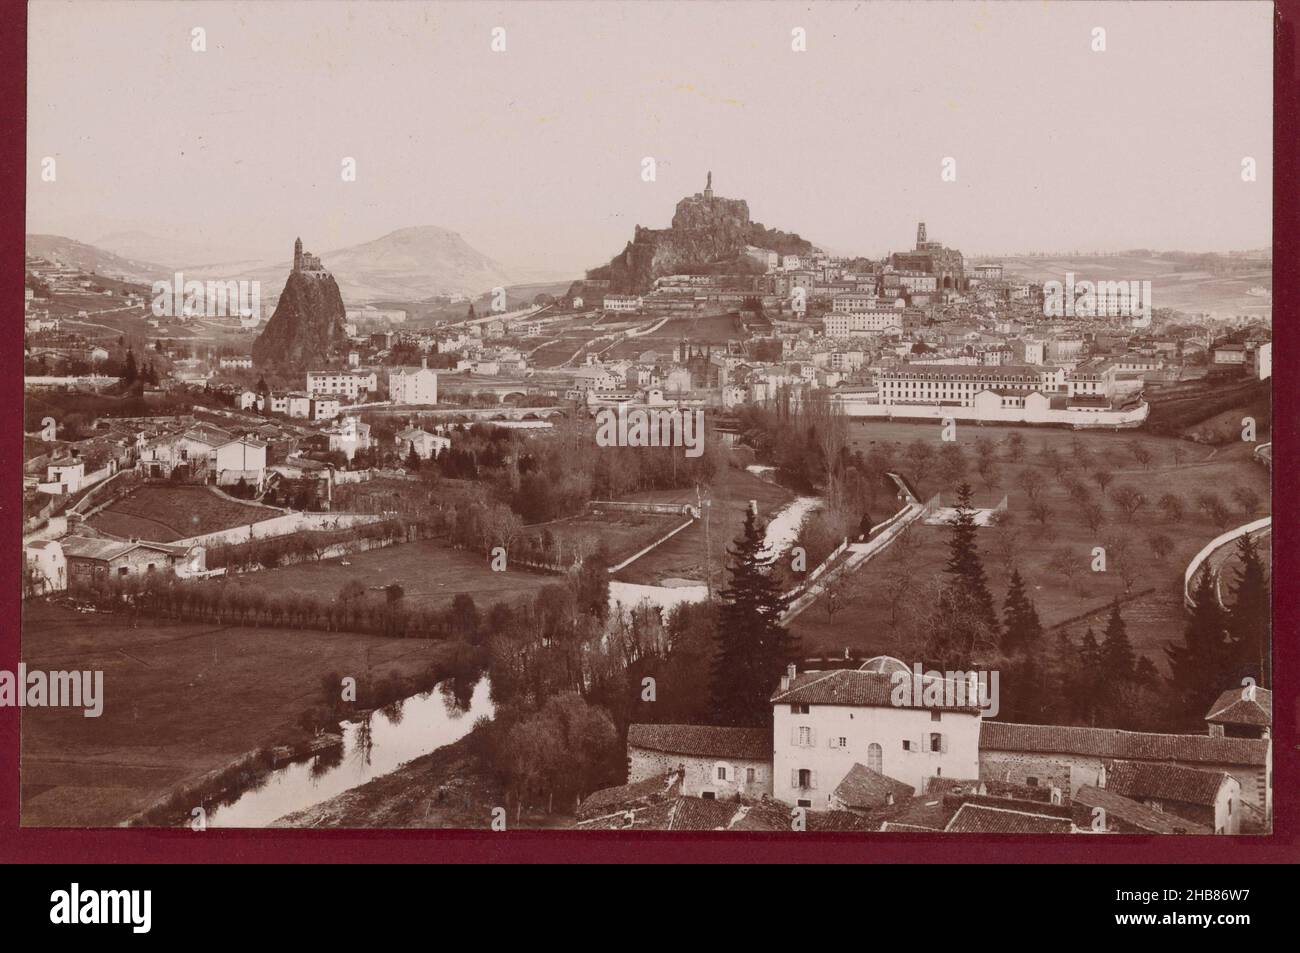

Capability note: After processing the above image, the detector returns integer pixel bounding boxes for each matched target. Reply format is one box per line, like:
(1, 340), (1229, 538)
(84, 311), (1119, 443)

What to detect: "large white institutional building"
(388, 359), (439, 405)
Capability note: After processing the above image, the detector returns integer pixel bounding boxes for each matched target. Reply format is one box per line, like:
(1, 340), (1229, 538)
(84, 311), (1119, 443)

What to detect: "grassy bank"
(20, 601), (456, 826)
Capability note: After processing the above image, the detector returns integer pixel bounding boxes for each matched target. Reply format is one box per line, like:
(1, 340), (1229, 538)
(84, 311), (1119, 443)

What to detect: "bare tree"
(1018, 467), (1045, 502)
(1103, 533), (1140, 594)
(904, 439), (936, 497)
(1126, 439), (1153, 470)
(1091, 467), (1115, 495)
(1004, 431), (1026, 463)
(1047, 547), (1081, 592)
(989, 513), (1020, 572)
(937, 441), (967, 490)
(1196, 492), (1233, 531)
(977, 457), (1001, 494)
(1147, 533), (1174, 561)
(819, 567), (858, 623)
(882, 524), (923, 631)
(1157, 493), (1184, 522)
(1110, 485), (1148, 521)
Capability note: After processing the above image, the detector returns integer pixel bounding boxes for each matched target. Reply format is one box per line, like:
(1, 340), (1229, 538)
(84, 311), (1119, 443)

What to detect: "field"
(614, 461), (793, 586)
(19, 601), (452, 826)
(790, 420), (1271, 668)
(219, 538), (553, 611)
(521, 512), (686, 567)
(87, 484), (279, 542)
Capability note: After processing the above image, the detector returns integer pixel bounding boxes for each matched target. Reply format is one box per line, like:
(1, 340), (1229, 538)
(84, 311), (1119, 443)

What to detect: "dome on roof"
(858, 656), (910, 676)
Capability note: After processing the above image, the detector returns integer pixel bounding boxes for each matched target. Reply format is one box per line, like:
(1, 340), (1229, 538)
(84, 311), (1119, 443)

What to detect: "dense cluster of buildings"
(579, 657), (1271, 835)
(533, 221), (1265, 428)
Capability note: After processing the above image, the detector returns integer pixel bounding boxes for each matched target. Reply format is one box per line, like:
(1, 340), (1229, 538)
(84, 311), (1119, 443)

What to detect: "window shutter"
(828, 734), (836, 749)
(811, 771), (818, 790)
(791, 726), (799, 746)
(940, 735), (948, 754)
(791, 769), (799, 789)
(809, 729), (817, 747)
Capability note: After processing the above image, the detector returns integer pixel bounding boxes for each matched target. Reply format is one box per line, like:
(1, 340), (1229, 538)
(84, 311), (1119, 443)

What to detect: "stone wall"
(628, 745), (772, 800)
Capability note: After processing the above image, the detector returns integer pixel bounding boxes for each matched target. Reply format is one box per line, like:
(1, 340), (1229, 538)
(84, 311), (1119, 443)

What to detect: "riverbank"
(20, 601), (457, 827)
(273, 728), (568, 829)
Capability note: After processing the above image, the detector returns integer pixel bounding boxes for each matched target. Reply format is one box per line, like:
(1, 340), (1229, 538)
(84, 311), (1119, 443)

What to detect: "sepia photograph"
(13, 0), (1278, 851)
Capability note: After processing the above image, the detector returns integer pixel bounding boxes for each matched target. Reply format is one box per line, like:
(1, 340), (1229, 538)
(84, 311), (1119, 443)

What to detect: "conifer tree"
(1001, 568), (1045, 722)
(709, 507), (795, 727)
(1166, 564), (1232, 726)
(1077, 627), (1104, 725)
(1100, 600), (1136, 682)
(1052, 630), (1078, 722)
(939, 482), (1000, 658)
(1227, 532), (1270, 687)
(1001, 568), (1042, 655)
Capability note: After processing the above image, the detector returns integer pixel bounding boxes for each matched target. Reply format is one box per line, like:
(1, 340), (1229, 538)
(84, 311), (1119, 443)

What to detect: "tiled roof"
(771, 669), (983, 712)
(1073, 785), (1211, 835)
(728, 800), (793, 832)
(218, 437), (268, 450)
(806, 810), (878, 833)
(576, 772), (682, 821)
(1205, 688), (1271, 727)
(574, 795), (740, 832)
(670, 796), (742, 831)
(925, 777), (983, 797)
(1105, 760), (1230, 808)
(60, 535), (186, 561)
(831, 763), (916, 811)
(576, 798), (679, 831)
(979, 721), (1268, 768)
(626, 724), (771, 761)
(944, 804), (1074, 835)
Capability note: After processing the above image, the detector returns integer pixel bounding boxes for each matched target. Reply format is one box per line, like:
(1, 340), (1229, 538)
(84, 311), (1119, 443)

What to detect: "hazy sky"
(28, 0), (1272, 275)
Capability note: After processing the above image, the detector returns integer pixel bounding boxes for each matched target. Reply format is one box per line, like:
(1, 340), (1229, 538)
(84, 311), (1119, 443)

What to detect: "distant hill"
(997, 253), (1273, 319)
(91, 231), (262, 271)
(25, 234), (170, 284)
(188, 226), (517, 306)
(320, 225), (516, 302)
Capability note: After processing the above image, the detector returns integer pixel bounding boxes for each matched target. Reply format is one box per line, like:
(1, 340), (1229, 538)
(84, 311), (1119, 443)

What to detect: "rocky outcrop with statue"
(572, 174), (814, 296)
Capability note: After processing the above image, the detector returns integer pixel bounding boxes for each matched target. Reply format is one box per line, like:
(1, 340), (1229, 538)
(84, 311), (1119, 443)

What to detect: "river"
(605, 494), (820, 617)
(207, 676), (494, 828)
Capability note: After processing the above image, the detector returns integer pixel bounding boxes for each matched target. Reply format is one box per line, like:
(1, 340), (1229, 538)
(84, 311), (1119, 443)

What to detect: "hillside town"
(20, 169), (1273, 838)
(20, 0), (1287, 856)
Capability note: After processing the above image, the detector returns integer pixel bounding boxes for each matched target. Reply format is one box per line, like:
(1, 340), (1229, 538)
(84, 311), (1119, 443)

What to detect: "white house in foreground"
(769, 657), (983, 808)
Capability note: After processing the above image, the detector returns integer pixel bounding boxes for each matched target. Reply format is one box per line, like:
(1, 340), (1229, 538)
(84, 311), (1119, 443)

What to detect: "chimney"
(421, 357), (427, 370)
(778, 662), (797, 691)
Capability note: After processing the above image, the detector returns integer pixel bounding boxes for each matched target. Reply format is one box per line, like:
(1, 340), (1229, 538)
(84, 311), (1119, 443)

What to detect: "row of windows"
(710, 765), (758, 784)
(792, 723), (947, 750)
